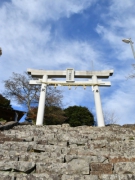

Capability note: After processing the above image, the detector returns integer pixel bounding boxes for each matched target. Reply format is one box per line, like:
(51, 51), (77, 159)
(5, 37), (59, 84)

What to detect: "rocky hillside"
(0, 122), (135, 179)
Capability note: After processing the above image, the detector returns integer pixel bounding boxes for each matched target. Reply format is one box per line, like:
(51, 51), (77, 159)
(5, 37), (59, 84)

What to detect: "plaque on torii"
(28, 68), (113, 127)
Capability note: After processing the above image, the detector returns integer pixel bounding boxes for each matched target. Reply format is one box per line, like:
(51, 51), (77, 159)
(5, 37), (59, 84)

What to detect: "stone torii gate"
(28, 68), (113, 127)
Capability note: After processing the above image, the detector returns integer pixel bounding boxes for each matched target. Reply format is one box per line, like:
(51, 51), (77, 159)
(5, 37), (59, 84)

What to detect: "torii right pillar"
(92, 75), (105, 127)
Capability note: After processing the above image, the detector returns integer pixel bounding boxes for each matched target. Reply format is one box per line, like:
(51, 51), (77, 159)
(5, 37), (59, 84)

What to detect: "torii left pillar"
(36, 75), (47, 125)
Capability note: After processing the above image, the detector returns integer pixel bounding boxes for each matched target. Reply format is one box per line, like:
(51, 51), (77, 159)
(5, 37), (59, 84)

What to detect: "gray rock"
(65, 155), (107, 163)
(62, 174), (98, 180)
(1, 124), (135, 179)
(100, 174), (135, 180)
(36, 162), (67, 174)
(114, 162), (135, 174)
(67, 159), (89, 175)
(0, 161), (35, 173)
(15, 173), (61, 180)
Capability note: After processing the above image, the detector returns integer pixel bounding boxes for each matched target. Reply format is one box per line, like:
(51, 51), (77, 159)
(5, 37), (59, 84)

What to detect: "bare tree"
(127, 64), (135, 79)
(46, 86), (63, 107)
(103, 110), (119, 125)
(4, 72), (40, 111)
(3, 72), (63, 112)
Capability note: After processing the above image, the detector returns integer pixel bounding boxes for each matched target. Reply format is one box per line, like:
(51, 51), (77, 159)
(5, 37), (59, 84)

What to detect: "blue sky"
(0, 0), (135, 125)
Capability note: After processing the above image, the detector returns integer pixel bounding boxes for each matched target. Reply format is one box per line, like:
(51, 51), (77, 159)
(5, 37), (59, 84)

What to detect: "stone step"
(1, 173), (135, 180)
(0, 160), (135, 176)
(0, 161), (35, 173)
(1, 124), (135, 179)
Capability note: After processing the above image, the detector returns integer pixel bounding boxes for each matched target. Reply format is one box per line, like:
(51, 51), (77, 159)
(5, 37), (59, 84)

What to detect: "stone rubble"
(0, 122), (135, 179)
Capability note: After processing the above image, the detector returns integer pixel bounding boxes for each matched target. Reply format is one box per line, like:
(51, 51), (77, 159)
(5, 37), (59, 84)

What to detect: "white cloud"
(0, 0), (135, 125)
(109, 0), (134, 16)
(0, 0), (98, 78)
(11, 0), (96, 21)
(94, 0), (135, 125)
(103, 87), (135, 125)
(0, 0), (100, 114)
(95, 0), (135, 61)
(42, 41), (103, 70)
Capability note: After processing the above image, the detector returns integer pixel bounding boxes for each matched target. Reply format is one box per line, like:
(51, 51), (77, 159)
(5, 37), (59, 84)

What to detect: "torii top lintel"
(27, 69), (113, 79)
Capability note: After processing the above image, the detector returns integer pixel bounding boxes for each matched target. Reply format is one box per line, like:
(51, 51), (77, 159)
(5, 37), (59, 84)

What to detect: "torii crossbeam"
(28, 68), (113, 127)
